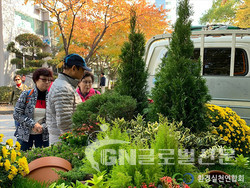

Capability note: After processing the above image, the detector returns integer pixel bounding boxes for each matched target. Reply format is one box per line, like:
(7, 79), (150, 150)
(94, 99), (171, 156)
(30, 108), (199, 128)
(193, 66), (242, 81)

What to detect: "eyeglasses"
(39, 78), (53, 83)
(82, 81), (92, 85)
(15, 79), (21, 81)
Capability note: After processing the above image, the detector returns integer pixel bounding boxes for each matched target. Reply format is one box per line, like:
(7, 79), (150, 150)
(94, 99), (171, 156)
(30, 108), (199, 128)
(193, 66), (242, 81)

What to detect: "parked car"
(144, 25), (250, 124)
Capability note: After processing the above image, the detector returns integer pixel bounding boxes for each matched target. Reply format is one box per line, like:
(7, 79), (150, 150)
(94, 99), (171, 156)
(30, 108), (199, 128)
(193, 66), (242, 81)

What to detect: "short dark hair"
(81, 71), (94, 83)
(32, 68), (53, 83)
(101, 72), (105, 75)
(63, 64), (80, 70)
(13, 75), (21, 81)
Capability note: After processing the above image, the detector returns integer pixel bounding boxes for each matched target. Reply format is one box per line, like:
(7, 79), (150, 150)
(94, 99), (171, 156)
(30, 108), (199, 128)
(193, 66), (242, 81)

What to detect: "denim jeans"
(17, 134), (49, 151)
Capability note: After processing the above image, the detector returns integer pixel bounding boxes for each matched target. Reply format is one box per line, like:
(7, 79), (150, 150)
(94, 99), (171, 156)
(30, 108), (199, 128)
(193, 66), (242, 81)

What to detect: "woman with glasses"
(77, 71), (100, 102)
(10, 75), (28, 107)
(10, 75), (28, 135)
(13, 68), (53, 151)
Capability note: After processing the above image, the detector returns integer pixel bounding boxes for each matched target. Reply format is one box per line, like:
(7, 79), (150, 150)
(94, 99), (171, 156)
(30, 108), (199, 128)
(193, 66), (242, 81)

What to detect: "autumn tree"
(150, 0), (211, 132)
(234, 0), (250, 27)
(199, 0), (242, 25)
(25, 0), (86, 55)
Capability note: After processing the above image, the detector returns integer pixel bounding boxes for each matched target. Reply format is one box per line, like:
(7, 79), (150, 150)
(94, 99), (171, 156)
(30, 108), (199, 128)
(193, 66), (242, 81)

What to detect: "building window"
(193, 48), (248, 76)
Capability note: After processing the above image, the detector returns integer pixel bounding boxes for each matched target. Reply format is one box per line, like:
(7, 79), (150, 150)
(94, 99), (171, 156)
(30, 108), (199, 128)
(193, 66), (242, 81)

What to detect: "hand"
(33, 123), (43, 134)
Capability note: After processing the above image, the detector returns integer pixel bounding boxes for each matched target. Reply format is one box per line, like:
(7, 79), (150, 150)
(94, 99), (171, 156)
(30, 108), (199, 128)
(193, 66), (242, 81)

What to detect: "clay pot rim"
(28, 156), (72, 172)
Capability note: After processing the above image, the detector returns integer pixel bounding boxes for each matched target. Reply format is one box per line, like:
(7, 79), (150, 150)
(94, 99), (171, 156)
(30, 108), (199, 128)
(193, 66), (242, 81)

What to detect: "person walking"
(100, 72), (106, 94)
(13, 68), (53, 151)
(46, 53), (91, 144)
(77, 71), (100, 102)
(10, 75), (28, 107)
(10, 75), (28, 134)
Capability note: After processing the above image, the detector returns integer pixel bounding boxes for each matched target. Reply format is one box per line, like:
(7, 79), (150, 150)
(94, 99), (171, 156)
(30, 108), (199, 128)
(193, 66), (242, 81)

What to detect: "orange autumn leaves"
(24, 0), (170, 62)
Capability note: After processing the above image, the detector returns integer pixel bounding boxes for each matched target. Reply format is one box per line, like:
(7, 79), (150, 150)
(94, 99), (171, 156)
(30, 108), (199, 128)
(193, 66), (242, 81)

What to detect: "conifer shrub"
(72, 91), (136, 129)
(149, 0), (211, 133)
(115, 9), (148, 115)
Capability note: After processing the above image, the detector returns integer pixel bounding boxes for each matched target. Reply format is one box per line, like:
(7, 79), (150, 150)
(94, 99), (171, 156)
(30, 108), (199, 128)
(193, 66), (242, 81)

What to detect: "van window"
(193, 48), (248, 76)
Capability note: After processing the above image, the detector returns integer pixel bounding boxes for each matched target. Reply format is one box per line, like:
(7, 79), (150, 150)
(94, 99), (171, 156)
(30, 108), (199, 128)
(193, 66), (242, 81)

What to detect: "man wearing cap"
(46, 53), (91, 144)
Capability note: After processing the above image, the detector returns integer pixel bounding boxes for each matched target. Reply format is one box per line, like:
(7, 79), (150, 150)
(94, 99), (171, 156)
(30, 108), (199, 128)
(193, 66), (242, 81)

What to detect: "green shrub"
(26, 60), (45, 67)
(10, 58), (22, 65)
(16, 67), (39, 75)
(72, 91), (136, 129)
(36, 52), (52, 59)
(115, 9), (148, 115)
(80, 116), (203, 187)
(149, 0), (211, 133)
(0, 86), (12, 103)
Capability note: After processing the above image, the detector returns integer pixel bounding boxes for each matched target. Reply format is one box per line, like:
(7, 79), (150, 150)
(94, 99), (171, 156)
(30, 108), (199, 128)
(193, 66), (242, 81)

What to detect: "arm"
(13, 91), (36, 129)
(9, 90), (14, 104)
(53, 89), (75, 134)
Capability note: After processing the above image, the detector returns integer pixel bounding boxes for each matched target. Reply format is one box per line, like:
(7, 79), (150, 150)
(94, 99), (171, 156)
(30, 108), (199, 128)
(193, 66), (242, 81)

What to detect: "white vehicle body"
(144, 29), (250, 124)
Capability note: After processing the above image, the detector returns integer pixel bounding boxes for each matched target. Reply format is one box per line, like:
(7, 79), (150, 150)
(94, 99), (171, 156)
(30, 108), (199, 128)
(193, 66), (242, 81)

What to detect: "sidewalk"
(0, 104), (14, 115)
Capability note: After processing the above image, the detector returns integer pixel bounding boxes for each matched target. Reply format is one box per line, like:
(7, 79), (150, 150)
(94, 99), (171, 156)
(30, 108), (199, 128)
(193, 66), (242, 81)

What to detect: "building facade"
(0, 0), (52, 86)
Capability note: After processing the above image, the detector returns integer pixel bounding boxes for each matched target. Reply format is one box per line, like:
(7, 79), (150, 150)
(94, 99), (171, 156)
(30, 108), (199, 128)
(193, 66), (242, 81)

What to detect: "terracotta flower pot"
(207, 170), (239, 187)
(26, 156), (72, 183)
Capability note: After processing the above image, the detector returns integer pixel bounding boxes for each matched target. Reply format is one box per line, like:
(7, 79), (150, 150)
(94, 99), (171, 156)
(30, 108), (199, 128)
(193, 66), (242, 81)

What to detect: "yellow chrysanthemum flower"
(219, 125), (224, 131)
(4, 159), (11, 171)
(6, 139), (13, 147)
(241, 137), (246, 142)
(15, 141), (21, 151)
(2, 146), (10, 158)
(0, 134), (4, 142)
(8, 174), (14, 180)
(10, 165), (18, 176)
(11, 149), (16, 163)
(223, 136), (229, 142)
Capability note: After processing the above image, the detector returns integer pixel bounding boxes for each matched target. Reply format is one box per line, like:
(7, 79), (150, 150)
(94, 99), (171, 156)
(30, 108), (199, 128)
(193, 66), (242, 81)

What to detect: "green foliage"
(37, 52), (52, 59)
(10, 58), (23, 65)
(16, 67), (40, 75)
(0, 86), (12, 102)
(150, 0), (211, 133)
(234, 154), (249, 168)
(59, 131), (88, 147)
(72, 91), (136, 129)
(199, 0), (241, 25)
(7, 42), (22, 58)
(115, 9), (148, 115)
(80, 116), (201, 187)
(26, 60), (45, 67)
(12, 176), (48, 188)
(23, 142), (86, 182)
(15, 33), (44, 58)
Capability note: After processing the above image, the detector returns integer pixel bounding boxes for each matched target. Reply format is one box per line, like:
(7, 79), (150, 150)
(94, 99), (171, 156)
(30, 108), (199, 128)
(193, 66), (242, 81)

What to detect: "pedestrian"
(13, 68), (53, 151)
(46, 53), (91, 144)
(77, 71), (100, 102)
(100, 72), (106, 94)
(21, 75), (26, 84)
(10, 74), (28, 134)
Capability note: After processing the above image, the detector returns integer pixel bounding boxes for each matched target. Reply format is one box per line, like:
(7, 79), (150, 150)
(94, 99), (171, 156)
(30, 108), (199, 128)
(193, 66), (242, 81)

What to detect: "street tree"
(234, 0), (250, 27)
(199, 0), (242, 25)
(150, 0), (211, 132)
(25, 0), (86, 55)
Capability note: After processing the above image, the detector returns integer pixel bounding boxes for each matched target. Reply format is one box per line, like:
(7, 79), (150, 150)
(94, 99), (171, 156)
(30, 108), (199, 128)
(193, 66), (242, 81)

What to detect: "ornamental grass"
(207, 104), (250, 156)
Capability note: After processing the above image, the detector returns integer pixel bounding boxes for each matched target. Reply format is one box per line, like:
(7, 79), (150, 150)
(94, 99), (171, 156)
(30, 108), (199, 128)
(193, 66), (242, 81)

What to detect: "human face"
(74, 66), (85, 80)
(79, 76), (93, 95)
(35, 76), (53, 91)
(14, 77), (22, 85)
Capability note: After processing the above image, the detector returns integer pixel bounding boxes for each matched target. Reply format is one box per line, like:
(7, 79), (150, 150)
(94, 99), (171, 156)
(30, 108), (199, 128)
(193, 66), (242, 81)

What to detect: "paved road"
(0, 114), (16, 143)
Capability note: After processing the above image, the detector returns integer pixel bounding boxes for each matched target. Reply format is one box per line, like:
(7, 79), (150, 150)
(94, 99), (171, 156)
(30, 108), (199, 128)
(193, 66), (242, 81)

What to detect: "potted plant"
(26, 156), (72, 183)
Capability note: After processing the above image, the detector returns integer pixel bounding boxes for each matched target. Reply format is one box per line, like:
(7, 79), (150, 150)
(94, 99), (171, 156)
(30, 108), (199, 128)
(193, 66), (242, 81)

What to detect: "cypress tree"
(150, 0), (211, 132)
(116, 8), (148, 115)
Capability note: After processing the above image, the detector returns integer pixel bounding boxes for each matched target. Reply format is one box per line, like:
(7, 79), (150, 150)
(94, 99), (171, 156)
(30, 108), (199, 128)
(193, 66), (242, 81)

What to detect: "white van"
(144, 26), (250, 124)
